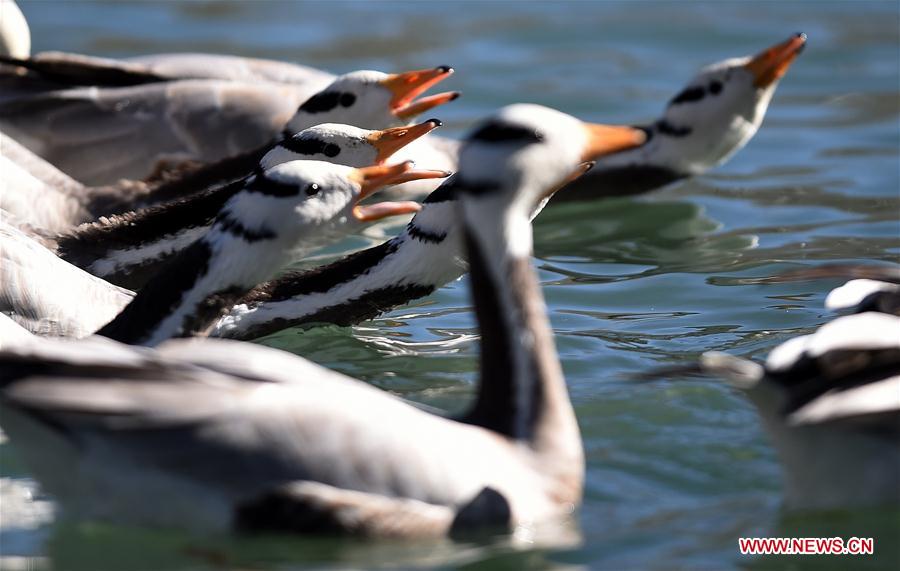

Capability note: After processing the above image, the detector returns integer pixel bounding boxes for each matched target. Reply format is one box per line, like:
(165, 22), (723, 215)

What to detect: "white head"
(284, 67), (458, 134)
(600, 33), (806, 175)
(260, 119), (444, 171)
(0, 0), (29, 59)
(456, 104), (646, 256)
(223, 160), (426, 246)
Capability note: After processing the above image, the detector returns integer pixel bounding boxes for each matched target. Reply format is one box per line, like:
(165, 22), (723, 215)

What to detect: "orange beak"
(580, 123), (648, 162)
(366, 119), (443, 164)
(349, 162), (437, 221)
(380, 66), (459, 120)
(745, 33), (806, 88)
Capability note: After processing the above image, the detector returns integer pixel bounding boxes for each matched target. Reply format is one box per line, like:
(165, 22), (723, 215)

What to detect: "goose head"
(284, 67), (457, 134)
(641, 33), (806, 174)
(261, 119), (444, 171)
(456, 104), (647, 222)
(226, 160), (425, 247)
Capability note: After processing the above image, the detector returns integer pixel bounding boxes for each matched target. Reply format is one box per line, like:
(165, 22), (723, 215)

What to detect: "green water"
(2, 1), (899, 569)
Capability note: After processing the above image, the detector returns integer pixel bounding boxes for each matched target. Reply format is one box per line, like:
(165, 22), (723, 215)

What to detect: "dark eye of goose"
(305, 183), (320, 197)
(669, 85), (706, 105)
(339, 93), (356, 107)
(468, 121), (544, 144)
(323, 143), (340, 157)
(709, 80), (723, 95)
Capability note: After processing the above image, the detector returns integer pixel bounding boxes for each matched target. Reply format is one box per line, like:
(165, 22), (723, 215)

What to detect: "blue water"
(2, 1), (899, 569)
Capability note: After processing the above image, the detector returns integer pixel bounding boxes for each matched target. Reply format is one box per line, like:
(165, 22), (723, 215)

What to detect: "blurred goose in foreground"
(0, 63), (456, 185)
(51, 120), (445, 289)
(0, 0), (28, 59)
(0, 104), (645, 536)
(641, 266), (900, 511)
(3, 160), (424, 344)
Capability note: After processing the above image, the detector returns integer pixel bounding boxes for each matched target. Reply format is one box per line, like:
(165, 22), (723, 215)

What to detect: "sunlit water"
(2, 1), (899, 569)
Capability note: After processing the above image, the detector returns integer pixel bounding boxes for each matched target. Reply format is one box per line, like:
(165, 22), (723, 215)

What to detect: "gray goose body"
(0, 104), (646, 535)
(0, 63), (456, 187)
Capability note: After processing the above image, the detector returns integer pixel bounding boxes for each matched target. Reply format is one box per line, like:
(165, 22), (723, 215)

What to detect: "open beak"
(349, 162), (437, 221)
(381, 66), (459, 120)
(745, 33), (806, 88)
(580, 123), (648, 162)
(367, 119), (443, 164)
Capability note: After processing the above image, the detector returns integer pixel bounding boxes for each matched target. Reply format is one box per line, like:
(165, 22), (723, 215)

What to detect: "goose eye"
(305, 183), (320, 196)
(323, 144), (341, 158)
(709, 80), (723, 95)
(340, 93), (357, 107)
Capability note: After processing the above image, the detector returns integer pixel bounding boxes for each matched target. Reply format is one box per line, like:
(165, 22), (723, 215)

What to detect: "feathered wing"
(0, 80), (312, 184)
(0, 221), (133, 337)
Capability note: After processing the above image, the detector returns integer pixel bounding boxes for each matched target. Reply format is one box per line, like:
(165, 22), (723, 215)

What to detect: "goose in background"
(547, 33), (808, 200)
(639, 264), (900, 511)
(51, 120), (446, 290)
(0, 104), (645, 536)
(0, 63), (456, 185)
(3, 159), (428, 343)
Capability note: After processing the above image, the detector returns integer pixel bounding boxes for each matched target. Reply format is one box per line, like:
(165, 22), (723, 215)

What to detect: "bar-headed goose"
(374, 34), (806, 202)
(0, 64), (456, 185)
(3, 159), (426, 342)
(214, 110), (644, 339)
(50, 120), (445, 290)
(560, 33), (807, 201)
(0, 104), (645, 536)
(641, 266), (900, 511)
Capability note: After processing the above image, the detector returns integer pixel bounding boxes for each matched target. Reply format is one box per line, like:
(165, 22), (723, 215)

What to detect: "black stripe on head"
(279, 136), (341, 158)
(669, 85), (706, 105)
(298, 91), (357, 114)
(245, 171), (302, 197)
(655, 119), (693, 138)
(468, 121), (544, 144)
(215, 212), (277, 243)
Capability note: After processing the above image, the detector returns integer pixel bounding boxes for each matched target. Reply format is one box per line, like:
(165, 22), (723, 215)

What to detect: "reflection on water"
(2, 0), (899, 569)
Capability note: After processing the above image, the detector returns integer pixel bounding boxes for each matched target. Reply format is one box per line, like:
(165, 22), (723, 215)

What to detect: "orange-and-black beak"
(366, 119), (443, 164)
(349, 162), (448, 221)
(745, 33), (806, 88)
(380, 66), (459, 121)
(580, 123), (648, 163)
